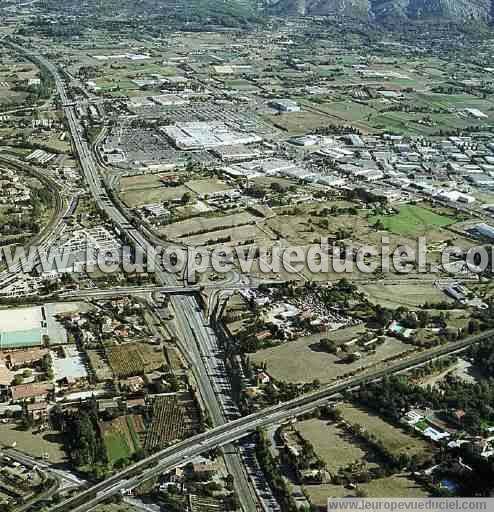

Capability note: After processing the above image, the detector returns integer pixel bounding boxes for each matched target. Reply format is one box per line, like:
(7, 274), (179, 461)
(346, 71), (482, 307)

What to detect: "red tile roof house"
(10, 382), (54, 403)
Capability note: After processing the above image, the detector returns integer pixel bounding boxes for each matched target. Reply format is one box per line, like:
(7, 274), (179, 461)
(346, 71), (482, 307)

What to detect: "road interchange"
(3, 37), (260, 512)
(5, 37), (494, 512)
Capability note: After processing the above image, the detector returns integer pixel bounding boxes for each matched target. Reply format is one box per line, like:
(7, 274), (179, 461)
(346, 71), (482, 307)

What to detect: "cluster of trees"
(469, 339), (494, 377)
(319, 337), (338, 354)
(345, 420), (424, 471)
(314, 205), (359, 217)
(52, 402), (109, 477)
(346, 187), (387, 205)
(473, 299), (494, 330)
(409, 358), (458, 382)
(281, 431), (326, 480)
(314, 125), (363, 136)
(263, 378), (321, 404)
(319, 278), (359, 308)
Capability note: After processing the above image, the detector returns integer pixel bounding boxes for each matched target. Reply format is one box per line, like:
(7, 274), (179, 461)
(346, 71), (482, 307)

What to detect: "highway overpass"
(49, 327), (494, 512)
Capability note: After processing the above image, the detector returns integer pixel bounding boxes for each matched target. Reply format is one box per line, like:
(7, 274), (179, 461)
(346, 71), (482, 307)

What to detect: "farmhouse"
(5, 348), (48, 369)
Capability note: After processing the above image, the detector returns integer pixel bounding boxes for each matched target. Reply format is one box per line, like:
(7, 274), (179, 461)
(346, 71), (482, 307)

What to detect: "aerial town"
(0, 1), (493, 511)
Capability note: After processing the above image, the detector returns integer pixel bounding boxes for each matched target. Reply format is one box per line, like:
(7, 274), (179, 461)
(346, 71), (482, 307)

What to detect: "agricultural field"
(29, 134), (72, 153)
(264, 110), (334, 135)
(101, 415), (145, 465)
(120, 173), (190, 208)
(293, 414), (431, 509)
(297, 404), (432, 508)
(358, 475), (430, 497)
(119, 175), (234, 210)
(87, 350), (113, 381)
(163, 211), (258, 241)
(180, 223), (272, 248)
(189, 495), (230, 512)
(120, 174), (170, 192)
(249, 203), (463, 282)
(0, 50), (39, 107)
(0, 424), (66, 463)
(164, 344), (185, 372)
(106, 343), (165, 378)
(184, 179), (234, 196)
(251, 333), (411, 384)
(144, 394), (201, 452)
(339, 404), (432, 461)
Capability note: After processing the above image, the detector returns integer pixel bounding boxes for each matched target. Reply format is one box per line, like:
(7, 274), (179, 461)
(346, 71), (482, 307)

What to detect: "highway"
(10, 37), (492, 512)
(45, 326), (494, 512)
(58, 280), (268, 299)
(3, 38), (259, 512)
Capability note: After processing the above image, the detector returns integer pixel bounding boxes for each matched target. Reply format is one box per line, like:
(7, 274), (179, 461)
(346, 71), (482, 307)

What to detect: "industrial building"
(436, 190), (476, 204)
(151, 94), (190, 107)
(471, 223), (494, 240)
(269, 99), (300, 113)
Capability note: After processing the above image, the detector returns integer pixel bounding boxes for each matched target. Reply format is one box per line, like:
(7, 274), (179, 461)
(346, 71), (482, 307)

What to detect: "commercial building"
(212, 144), (262, 162)
(151, 94), (190, 107)
(464, 108), (488, 119)
(162, 122), (261, 150)
(436, 190), (476, 204)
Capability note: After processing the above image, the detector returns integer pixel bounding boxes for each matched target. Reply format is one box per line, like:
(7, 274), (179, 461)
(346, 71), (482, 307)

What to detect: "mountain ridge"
(267, 0), (492, 22)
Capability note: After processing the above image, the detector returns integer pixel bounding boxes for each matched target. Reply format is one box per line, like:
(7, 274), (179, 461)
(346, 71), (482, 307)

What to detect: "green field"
(103, 431), (132, 464)
(370, 205), (456, 237)
(101, 415), (143, 465)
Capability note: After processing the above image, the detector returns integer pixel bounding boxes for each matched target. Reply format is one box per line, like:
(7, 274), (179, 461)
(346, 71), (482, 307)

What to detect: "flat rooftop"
(0, 305), (69, 350)
(161, 122), (261, 150)
(0, 306), (42, 332)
